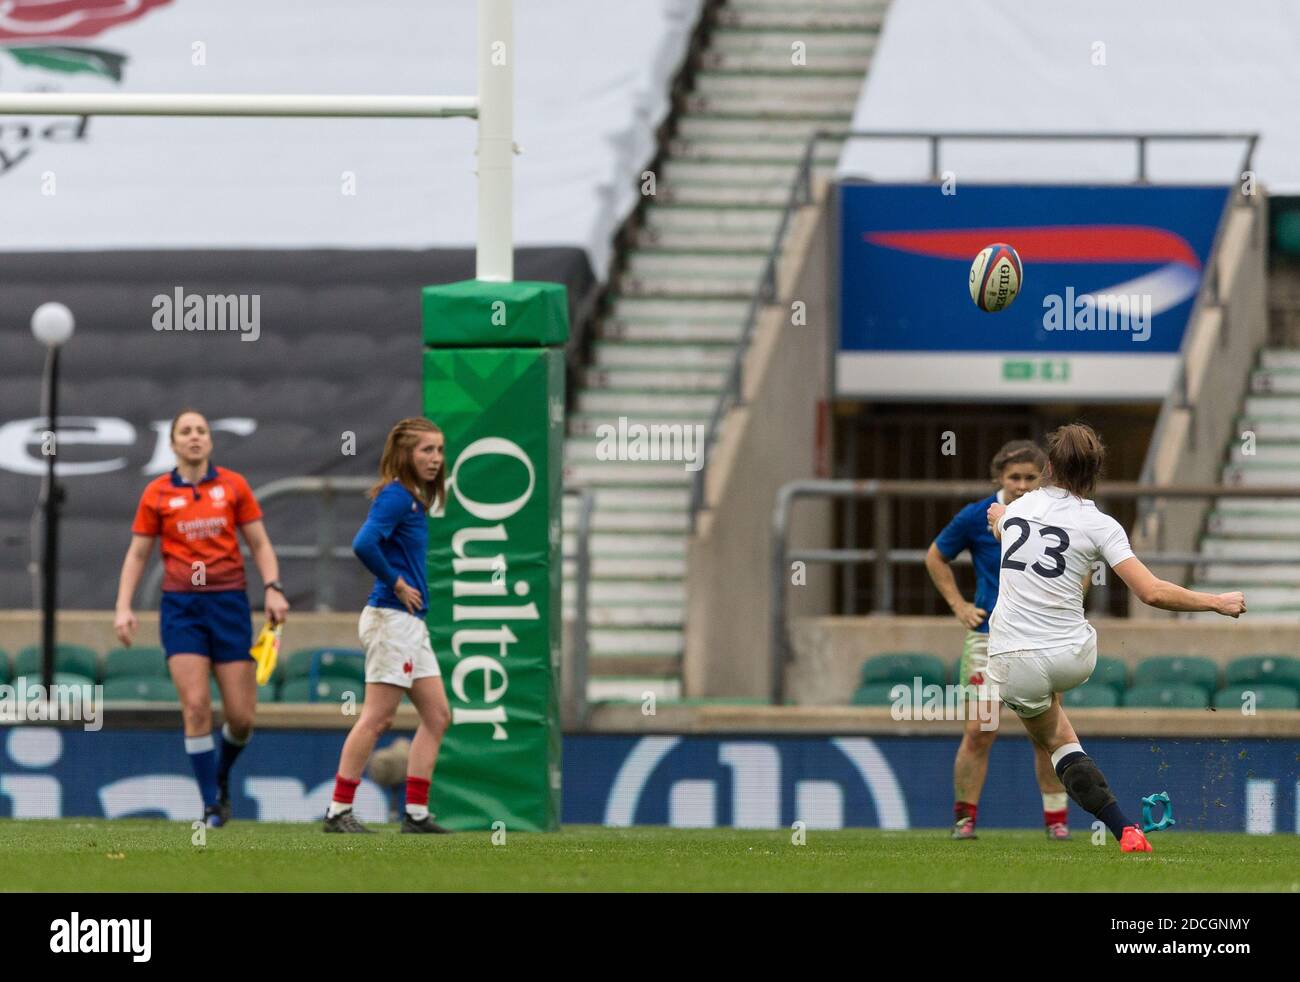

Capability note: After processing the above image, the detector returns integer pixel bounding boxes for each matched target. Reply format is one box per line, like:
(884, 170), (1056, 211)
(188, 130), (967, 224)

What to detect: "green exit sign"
(1003, 359), (1071, 382)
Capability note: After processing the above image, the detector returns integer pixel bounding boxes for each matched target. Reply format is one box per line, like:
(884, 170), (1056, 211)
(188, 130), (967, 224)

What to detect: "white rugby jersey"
(988, 486), (1136, 654)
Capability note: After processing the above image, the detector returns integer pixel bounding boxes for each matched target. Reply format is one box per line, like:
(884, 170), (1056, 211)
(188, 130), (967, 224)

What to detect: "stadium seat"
(283, 647), (366, 683)
(104, 647), (169, 680)
(1122, 683), (1209, 709)
(1212, 683), (1300, 711)
(851, 682), (904, 707)
(1225, 655), (1300, 695)
(1090, 656), (1128, 696)
(279, 677), (363, 704)
(1132, 656), (1218, 697)
(1062, 685), (1119, 708)
(101, 677), (178, 702)
(14, 644), (100, 681)
(1276, 209), (1300, 257)
(859, 652), (946, 688)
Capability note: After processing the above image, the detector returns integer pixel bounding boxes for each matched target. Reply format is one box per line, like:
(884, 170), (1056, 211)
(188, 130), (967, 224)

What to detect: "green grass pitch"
(3, 820), (1298, 892)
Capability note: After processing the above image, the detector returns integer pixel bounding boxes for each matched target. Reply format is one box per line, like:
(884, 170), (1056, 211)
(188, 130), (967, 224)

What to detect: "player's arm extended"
(1112, 556), (1246, 617)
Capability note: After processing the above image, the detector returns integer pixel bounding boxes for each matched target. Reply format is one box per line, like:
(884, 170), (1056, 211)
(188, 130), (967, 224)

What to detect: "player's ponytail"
(370, 417), (445, 511)
(1046, 423), (1104, 498)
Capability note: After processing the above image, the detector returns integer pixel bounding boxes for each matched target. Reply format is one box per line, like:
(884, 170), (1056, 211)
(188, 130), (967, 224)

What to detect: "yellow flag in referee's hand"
(251, 622), (282, 686)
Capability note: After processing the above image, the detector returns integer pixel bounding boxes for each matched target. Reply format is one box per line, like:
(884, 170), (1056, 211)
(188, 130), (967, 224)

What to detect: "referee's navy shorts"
(160, 590), (254, 664)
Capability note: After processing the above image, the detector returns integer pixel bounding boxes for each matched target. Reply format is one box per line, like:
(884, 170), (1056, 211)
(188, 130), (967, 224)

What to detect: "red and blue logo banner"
(838, 184), (1230, 400)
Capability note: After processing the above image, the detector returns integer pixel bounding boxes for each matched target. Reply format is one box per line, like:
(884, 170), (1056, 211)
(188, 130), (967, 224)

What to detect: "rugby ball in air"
(969, 243), (1023, 312)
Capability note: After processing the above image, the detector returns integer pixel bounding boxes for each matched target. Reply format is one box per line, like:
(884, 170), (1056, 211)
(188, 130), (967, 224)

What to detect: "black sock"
(1055, 750), (1133, 840)
(217, 725), (249, 785)
(1097, 802), (1131, 840)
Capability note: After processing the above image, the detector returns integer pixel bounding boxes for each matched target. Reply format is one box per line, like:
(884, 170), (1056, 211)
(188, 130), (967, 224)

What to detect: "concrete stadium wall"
(684, 183), (835, 698)
(789, 613), (1298, 705)
(0, 609), (360, 661)
(1129, 192), (1269, 618)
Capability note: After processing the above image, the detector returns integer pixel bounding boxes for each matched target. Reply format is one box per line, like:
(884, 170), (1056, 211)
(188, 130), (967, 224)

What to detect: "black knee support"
(1057, 754), (1117, 815)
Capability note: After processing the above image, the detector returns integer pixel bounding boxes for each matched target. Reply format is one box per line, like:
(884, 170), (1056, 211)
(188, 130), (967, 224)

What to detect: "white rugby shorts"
(358, 605), (441, 688)
(986, 635), (1097, 718)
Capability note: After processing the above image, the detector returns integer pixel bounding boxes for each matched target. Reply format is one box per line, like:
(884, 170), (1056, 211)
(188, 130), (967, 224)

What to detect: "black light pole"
(32, 302), (75, 692)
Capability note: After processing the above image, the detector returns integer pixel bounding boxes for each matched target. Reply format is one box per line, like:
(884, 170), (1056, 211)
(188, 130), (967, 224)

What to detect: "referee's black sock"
(1051, 742), (1132, 840)
(216, 722), (250, 784)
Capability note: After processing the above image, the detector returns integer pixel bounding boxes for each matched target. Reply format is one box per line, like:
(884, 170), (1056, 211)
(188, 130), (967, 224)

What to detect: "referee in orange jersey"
(114, 409), (289, 827)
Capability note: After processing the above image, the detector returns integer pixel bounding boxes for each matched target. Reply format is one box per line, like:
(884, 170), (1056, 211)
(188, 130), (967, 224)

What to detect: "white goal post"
(0, 0), (515, 282)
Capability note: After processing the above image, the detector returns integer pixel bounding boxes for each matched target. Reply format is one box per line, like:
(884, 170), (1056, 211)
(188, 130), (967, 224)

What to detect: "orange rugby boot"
(1120, 825), (1153, 853)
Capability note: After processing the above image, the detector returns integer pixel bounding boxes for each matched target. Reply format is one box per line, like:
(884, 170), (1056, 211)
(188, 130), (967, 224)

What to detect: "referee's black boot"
(401, 813), (452, 834)
(216, 775), (232, 825)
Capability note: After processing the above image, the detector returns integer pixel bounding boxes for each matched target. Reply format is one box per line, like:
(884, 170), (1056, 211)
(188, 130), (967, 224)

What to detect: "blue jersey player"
(323, 418), (453, 834)
(925, 440), (1071, 840)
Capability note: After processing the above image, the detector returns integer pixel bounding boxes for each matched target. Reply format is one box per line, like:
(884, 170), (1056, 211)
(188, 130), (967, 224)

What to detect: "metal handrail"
(770, 478), (1298, 705)
(563, 487), (594, 729)
(688, 129), (819, 531)
(139, 478), (595, 711)
(1135, 169), (1263, 528)
(688, 129), (1261, 531)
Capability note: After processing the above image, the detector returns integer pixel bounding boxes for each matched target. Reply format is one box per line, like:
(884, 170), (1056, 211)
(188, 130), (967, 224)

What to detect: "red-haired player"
(323, 417), (452, 834)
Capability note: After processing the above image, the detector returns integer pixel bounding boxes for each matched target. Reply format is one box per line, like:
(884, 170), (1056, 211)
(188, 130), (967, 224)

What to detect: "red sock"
(332, 774), (360, 805)
(1044, 808), (1068, 826)
(954, 801), (978, 823)
(406, 775), (431, 808)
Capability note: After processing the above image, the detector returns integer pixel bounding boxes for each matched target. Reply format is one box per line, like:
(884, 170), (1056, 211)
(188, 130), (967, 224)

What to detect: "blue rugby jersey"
(352, 482), (429, 613)
(932, 491), (1004, 633)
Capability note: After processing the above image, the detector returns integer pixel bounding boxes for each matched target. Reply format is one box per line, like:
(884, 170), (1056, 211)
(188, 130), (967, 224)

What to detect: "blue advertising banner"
(563, 734), (1297, 834)
(1, 727), (1295, 834)
(0, 726), (391, 823)
(837, 183), (1230, 400)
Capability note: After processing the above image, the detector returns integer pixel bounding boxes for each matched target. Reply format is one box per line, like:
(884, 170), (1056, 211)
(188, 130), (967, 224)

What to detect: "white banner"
(837, 352), (1179, 402)
(837, 0), (1298, 191)
(0, 0), (703, 278)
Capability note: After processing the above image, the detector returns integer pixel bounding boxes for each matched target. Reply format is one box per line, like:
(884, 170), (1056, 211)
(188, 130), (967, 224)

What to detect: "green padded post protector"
(421, 280), (568, 832)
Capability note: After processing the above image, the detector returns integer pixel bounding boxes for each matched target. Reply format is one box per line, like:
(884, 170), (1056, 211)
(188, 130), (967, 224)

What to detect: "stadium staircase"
(562, 0), (890, 701)
(1192, 265), (1300, 618)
